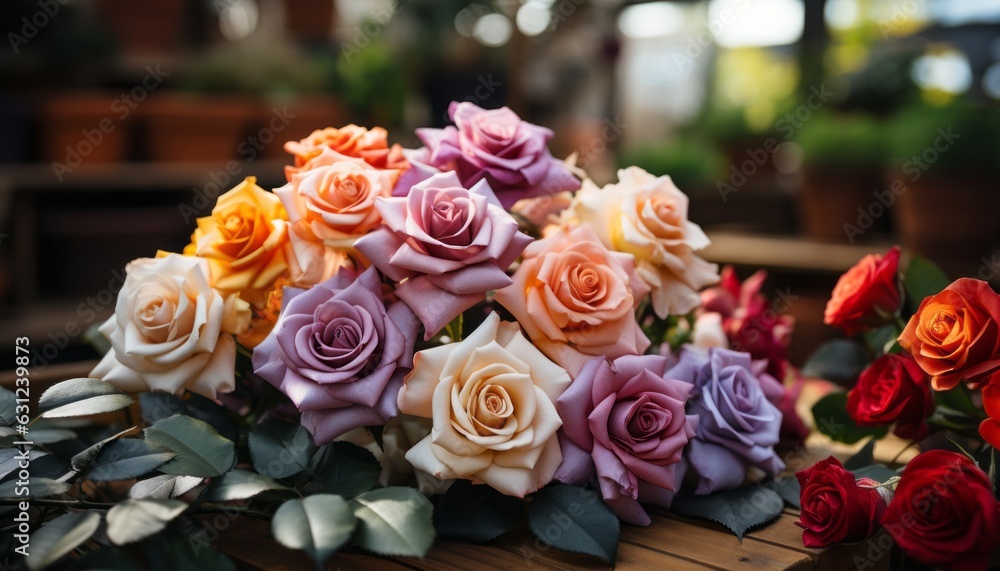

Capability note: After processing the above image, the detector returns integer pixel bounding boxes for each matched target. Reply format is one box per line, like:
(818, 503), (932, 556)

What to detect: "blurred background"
(1, 0), (999, 369)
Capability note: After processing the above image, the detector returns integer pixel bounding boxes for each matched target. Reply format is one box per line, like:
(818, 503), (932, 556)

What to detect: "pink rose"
(554, 355), (697, 525)
(354, 171), (532, 338)
(494, 225), (651, 377)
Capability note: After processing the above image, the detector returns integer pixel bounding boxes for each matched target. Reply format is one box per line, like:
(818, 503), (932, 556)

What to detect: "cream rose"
(572, 167), (719, 318)
(397, 312), (571, 497)
(91, 254), (251, 399)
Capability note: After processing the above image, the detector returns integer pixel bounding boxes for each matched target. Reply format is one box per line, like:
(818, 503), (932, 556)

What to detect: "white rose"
(397, 312), (571, 497)
(692, 312), (729, 349)
(572, 167), (720, 318)
(91, 254), (250, 399)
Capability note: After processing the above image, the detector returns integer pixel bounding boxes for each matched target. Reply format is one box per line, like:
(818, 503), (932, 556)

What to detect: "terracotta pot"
(797, 168), (887, 243)
(95, 0), (187, 54)
(142, 94), (256, 163)
(257, 95), (349, 160)
(40, 94), (130, 164)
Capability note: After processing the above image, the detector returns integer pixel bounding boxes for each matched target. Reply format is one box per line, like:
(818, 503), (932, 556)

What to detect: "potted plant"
(795, 111), (886, 242)
(618, 138), (725, 193)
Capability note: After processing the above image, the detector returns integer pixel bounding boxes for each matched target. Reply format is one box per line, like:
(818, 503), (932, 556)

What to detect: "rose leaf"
(671, 486), (784, 541)
(85, 438), (176, 482)
(811, 392), (889, 444)
(201, 469), (293, 502)
(527, 484), (619, 563)
(105, 499), (187, 546)
(301, 442), (380, 498)
(801, 340), (868, 385)
(272, 495), (357, 568)
(27, 511), (102, 571)
(433, 479), (524, 542)
(350, 487), (435, 557)
(249, 419), (315, 479)
(143, 415), (236, 477)
(902, 255), (949, 315)
(38, 378), (134, 418)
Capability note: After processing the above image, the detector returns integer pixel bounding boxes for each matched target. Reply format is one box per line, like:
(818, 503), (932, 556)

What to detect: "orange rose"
(236, 276), (289, 349)
(899, 278), (1000, 390)
(284, 125), (408, 181)
(185, 177), (291, 302)
(493, 225), (651, 376)
(824, 246), (901, 336)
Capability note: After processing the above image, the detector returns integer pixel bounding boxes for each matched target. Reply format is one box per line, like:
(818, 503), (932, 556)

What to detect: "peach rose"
(185, 177), (292, 302)
(825, 247), (901, 336)
(91, 254), (251, 398)
(284, 125), (408, 181)
(397, 313), (571, 497)
(493, 225), (651, 377)
(571, 167), (719, 318)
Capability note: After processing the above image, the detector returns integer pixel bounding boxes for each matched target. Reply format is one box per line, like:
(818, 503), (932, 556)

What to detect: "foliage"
(795, 112), (884, 169)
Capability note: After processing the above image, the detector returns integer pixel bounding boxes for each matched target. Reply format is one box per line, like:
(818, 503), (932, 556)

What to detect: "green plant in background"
(336, 42), (407, 129)
(619, 139), (725, 192)
(795, 112), (884, 169)
(181, 43), (335, 96)
(885, 101), (1000, 173)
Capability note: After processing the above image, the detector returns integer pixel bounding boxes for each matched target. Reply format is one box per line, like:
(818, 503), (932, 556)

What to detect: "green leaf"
(801, 340), (868, 385)
(25, 429), (77, 444)
(852, 464), (897, 483)
(249, 419), (315, 479)
(812, 392), (889, 444)
(27, 511), (102, 571)
(144, 415), (235, 477)
(272, 495), (357, 568)
(844, 438), (877, 471)
(38, 378), (134, 418)
(302, 442), (380, 498)
(201, 469), (291, 502)
(139, 393), (183, 426)
(106, 499), (187, 545)
(671, 486), (784, 541)
(350, 487), (435, 557)
(0, 386), (16, 426)
(861, 325), (900, 357)
(989, 448), (998, 500)
(70, 426), (139, 472)
(85, 438), (176, 482)
(0, 448), (48, 480)
(934, 385), (983, 419)
(143, 528), (238, 571)
(903, 255), (949, 315)
(433, 480), (524, 542)
(527, 484), (619, 562)
(767, 478), (801, 510)
(130, 474), (204, 500)
(0, 478), (70, 498)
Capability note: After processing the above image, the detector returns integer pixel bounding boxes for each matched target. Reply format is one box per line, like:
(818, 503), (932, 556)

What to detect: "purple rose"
(354, 171), (532, 338)
(666, 347), (785, 494)
(554, 355), (697, 525)
(415, 102), (580, 208)
(251, 267), (419, 445)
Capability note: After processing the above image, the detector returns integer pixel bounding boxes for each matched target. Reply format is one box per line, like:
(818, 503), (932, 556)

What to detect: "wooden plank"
(747, 515), (891, 571)
(397, 540), (569, 571)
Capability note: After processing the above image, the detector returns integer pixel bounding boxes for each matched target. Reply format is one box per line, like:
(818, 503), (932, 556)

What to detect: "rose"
(415, 101), (580, 208)
(795, 457), (888, 547)
(251, 267), (419, 444)
(554, 355), (696, 525)
(824, 246), (901, 336)
(185, 176), (292, 303)
(354, 171), (532, 337)
(493, 225), (651, 377)
(236, 276), (289, 349)
(691, 312), (728, 350)
(572, 167), (719, 318)
(91, 254), (251, 399)
(284, 124), (408, 181)
(396, 312), (571, 497)
(981, 379), (1000, 448)
(847, 353), (933, 440)
(510, 192), (574, 237)
(881, 450), (1000, 571)
(665, 347), (785, 493)
(899, 278), (1000, 390)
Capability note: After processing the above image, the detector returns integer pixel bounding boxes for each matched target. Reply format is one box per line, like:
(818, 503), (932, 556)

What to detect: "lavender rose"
(415, 102), (580, 208)
(666, 347), (785, 494)
(251, 267), (419, 445)
(354, 171), (532, 338)
(554, 355), (697, 525)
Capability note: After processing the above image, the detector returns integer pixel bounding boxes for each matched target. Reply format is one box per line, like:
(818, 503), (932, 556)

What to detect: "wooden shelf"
(703, 231), (898, 274)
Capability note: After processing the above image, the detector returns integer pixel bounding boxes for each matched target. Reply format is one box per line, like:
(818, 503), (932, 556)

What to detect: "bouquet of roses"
(798, 248), (1000, 570)
(3, 102), (810, 569)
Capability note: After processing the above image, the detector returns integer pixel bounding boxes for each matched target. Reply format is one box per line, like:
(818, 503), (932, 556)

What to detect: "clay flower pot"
(142, 94), (256, 163)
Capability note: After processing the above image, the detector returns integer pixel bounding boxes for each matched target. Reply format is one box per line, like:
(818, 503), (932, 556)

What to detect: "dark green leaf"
(350, 487), (435, 557)
(27, 429), (77, 444)
(272, 495), (357, 567)
(861, 325), (900, 357)
(144, 415), (235, 477)
(27, 511), (101, 571)
(129, 474), (203, 500)
(801, 340), (868, 385)
(181, 393), (240, 444)
(0, 448), (48, 480)
(903, 255), (949, 315)
(844, 438), (877, 471)
(0, 386), (16, 427)
(302, 442), (380, 498)
(0, 477), (70, 498)
(106, 499), (187, 545)
(671, 486), (784, 541)
(143, 528), (237, 571)
(201, 469), (291, 502)
(38, 378), (134, 418)
(249, 419), (315, 479)
(433, 480), (523, 542)
(70, 426), (139, 472)
(812, 392), (889, 444)
(527, 484), (619, 562)
(934, 385), (983, 419)
(851, 464), (897, 483)
(139, 393), (183, 426)
(768, 478), (801, 509)
(85, 438), (176, 481)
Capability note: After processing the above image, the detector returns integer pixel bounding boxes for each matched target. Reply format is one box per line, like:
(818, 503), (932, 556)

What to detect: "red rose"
(882, 450), (1000, 571)
(795, 457), (887, 548)
(847, 353), (933, 440)
(824, 246), (901, 336)
(980, 379), (1000, 448)
(899, 278), (1000, 390)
